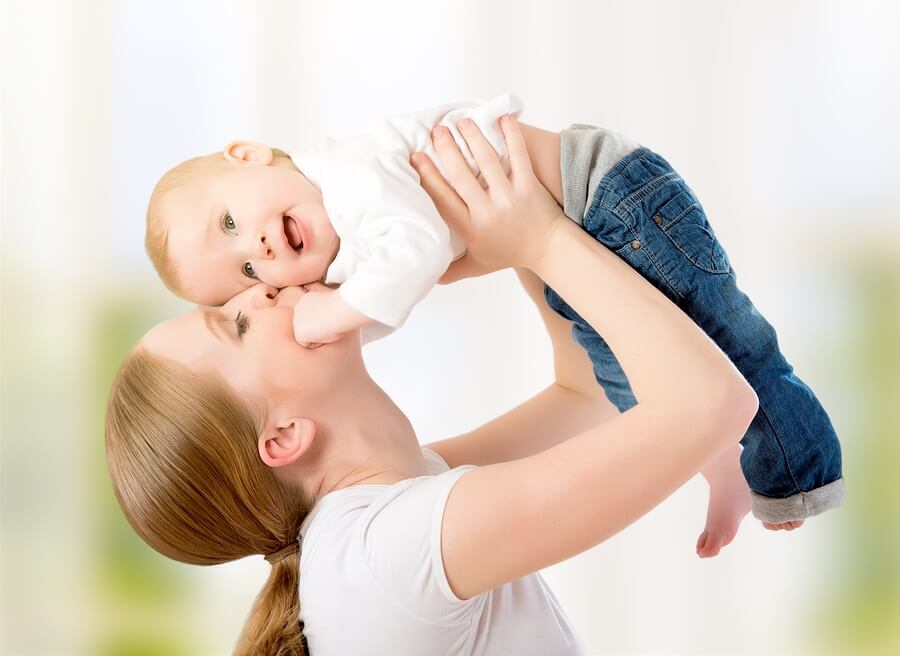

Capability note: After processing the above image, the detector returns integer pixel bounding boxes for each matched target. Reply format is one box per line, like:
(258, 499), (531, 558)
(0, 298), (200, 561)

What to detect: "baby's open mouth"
(284, 215), (304, 251)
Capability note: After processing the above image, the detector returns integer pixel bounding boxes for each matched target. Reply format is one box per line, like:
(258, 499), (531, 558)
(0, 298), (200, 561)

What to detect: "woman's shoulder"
(299, 446), (471, 553)
(299, 449), (481, 627)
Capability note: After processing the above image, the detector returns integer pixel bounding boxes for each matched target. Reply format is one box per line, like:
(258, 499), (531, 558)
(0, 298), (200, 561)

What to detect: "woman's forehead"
(140, 309), (218, 367)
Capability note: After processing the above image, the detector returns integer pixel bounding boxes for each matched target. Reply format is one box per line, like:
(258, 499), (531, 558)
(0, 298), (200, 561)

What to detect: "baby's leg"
(545, 145), (844, 531)
(696, 444), (752, 557)
(597, 149), (845, 526)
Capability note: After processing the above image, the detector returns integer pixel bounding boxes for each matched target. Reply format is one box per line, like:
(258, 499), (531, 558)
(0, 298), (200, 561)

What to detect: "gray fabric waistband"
(560, 123), (639, 225)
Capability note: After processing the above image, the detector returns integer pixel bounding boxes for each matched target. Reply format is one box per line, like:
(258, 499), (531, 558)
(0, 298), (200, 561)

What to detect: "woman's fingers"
(456, 118), (509, 192)
(430, 125), (487, 209)
(412, 152), (498, 283)
(410, 151), (471, 236)
(499, 115), (534, 180)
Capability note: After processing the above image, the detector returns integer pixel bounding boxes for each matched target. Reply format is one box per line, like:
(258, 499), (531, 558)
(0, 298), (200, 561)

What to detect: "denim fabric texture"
(545, 147), (845, 521)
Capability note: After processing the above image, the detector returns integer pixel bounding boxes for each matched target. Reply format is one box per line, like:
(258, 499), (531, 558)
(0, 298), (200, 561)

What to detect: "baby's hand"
(292, 285), (346, 349)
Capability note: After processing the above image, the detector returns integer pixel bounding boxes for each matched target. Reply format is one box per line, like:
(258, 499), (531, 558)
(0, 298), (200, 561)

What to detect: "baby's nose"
(255, 232), (275, 259)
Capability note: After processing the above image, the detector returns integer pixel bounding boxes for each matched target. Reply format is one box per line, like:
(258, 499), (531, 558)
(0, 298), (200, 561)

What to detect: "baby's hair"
(106, 347), (312, 655)
(145, 147), (290, 300)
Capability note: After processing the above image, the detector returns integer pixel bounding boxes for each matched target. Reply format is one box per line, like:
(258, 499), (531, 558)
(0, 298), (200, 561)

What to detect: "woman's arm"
(412, 117), (758, 600)
(424, 267), (618, 467)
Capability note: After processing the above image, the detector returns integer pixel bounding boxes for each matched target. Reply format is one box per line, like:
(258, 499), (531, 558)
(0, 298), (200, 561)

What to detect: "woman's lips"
(283, 215), (304, 251)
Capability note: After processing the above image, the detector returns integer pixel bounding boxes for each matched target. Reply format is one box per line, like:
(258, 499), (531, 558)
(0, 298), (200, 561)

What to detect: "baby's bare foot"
(697, 479), (752, 558)
(762, 519), (805, 531)
(696, 447), (752, 558)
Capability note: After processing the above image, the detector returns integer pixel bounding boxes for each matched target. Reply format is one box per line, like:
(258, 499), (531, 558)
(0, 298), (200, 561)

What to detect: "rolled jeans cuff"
(751, 478), (846, 523)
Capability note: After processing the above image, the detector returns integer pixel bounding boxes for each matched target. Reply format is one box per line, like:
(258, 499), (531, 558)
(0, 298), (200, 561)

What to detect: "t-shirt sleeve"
(359, 464), (482, 624)
(331, 151), (455, 329)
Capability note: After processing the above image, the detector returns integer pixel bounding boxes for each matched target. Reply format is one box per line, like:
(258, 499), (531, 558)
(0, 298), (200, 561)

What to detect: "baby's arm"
(292, 152), (455, 347)
(292, 284), (376, 347)
(292, 213), (454, 347)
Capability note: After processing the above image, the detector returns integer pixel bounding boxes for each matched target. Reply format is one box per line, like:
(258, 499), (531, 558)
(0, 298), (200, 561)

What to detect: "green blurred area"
(85, 295), (198, 655)
(805, 254), (900, 656)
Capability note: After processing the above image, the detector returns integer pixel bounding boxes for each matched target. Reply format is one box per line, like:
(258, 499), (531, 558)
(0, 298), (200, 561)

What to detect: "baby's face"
(165, 158), (340, 306)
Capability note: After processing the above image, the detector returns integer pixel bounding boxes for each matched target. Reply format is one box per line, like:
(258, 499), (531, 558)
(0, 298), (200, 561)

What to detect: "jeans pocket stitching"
(659, 201), (697, 231)
(615, 171), (681, 227)
(615, 234), (686, 301)
(660, 227), (731, 274)
(654, 201), (731, 275)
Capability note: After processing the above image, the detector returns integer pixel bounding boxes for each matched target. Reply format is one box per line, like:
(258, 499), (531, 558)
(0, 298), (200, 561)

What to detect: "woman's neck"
(301, 368), (430, 502)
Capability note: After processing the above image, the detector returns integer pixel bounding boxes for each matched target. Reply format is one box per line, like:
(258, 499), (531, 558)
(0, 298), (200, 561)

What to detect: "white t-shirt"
(297, 446), (586, 655)
(289, 93), (523, 344)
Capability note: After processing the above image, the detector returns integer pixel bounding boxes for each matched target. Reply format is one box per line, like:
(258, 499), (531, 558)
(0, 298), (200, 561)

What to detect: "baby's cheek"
(254, 262), (297, 288)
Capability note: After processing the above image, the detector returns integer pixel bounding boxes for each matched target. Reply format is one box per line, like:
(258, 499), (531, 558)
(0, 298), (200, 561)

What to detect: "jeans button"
(653, 215), (663, 225)
(631, 240), (641, 250)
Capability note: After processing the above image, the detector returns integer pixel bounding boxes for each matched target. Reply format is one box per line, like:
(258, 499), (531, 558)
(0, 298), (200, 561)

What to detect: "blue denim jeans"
(545, 147), (845, 522)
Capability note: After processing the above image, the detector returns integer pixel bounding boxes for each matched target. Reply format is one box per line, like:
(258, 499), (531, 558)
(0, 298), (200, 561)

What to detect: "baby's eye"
(242, 262), (257, 279)
(221, 212), (237, 234)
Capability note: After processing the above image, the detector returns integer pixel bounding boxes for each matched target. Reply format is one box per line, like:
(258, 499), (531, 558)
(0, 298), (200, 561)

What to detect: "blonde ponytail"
(106, 348), (313, 654)
(237, 550), (310, 655)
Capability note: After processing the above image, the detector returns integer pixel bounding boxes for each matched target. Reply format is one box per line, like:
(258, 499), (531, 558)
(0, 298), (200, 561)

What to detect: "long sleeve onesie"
(289, 92), (523, 343)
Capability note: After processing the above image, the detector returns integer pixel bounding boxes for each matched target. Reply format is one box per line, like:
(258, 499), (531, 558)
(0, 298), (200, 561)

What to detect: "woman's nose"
(254, 231), (275, 259)
(249, 283), (278, 309)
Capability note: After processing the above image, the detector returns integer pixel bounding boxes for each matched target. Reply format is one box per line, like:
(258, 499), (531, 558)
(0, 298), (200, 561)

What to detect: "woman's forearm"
(427, 383), (617, 467)
(426, 267), (617, 468)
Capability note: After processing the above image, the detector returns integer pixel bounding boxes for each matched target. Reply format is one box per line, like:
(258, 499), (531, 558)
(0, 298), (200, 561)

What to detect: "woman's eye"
(221, 212), (237, 234)
(234, 311), (249, 337)
(242, 262), (257, 279)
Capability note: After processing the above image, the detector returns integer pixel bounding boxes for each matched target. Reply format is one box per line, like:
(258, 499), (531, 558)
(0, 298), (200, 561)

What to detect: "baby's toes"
(696, 530), (708, 554)
(696, 530), (725, 558)
(762, 519), (806, 531)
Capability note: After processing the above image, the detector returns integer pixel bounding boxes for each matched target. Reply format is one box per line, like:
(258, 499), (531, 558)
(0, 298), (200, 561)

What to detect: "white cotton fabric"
(296, 446), (586, 656)
(289, 93), (523, 344)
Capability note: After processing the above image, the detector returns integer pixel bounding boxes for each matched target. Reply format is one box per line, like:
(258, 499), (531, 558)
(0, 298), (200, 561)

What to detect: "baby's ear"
(223, 140), (274, 166)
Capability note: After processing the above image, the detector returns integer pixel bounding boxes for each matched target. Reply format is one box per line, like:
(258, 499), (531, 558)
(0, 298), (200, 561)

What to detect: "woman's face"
(141, 283), (362, 414)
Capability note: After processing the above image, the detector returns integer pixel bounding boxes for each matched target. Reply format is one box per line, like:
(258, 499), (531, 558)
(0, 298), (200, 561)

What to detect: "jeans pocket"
(652, 187), (731, 274)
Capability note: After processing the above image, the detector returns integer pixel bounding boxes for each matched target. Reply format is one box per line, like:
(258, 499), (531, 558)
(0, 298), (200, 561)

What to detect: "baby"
(146, 94), (845, 556)
(146, 93), (521, 346)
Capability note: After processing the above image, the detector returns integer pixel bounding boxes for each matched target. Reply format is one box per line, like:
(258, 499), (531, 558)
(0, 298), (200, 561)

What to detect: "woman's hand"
(411, 115), (567, 282)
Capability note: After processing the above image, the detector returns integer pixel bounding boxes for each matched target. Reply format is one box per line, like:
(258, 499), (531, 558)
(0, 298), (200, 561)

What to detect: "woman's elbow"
(710, 377), (759, 446)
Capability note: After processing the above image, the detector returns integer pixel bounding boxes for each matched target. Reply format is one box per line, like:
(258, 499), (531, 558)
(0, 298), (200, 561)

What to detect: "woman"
(105, 117), (758, 655)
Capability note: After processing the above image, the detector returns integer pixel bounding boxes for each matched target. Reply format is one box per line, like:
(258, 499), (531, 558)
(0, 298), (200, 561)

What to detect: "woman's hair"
(105, 347), (314, 655)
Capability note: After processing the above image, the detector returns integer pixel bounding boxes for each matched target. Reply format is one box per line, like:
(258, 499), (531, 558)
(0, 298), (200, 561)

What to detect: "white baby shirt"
(289, 93), (523, 343)
(296, 446), (586, 655)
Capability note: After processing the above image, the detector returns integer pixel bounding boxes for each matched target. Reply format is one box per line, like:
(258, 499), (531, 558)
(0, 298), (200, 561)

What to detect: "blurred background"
(2, 0), (898, 654)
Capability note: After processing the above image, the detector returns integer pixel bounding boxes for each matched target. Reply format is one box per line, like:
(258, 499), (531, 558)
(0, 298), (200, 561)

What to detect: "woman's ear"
(258, 417), (317, 469)
(223, 140), (274, 166)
